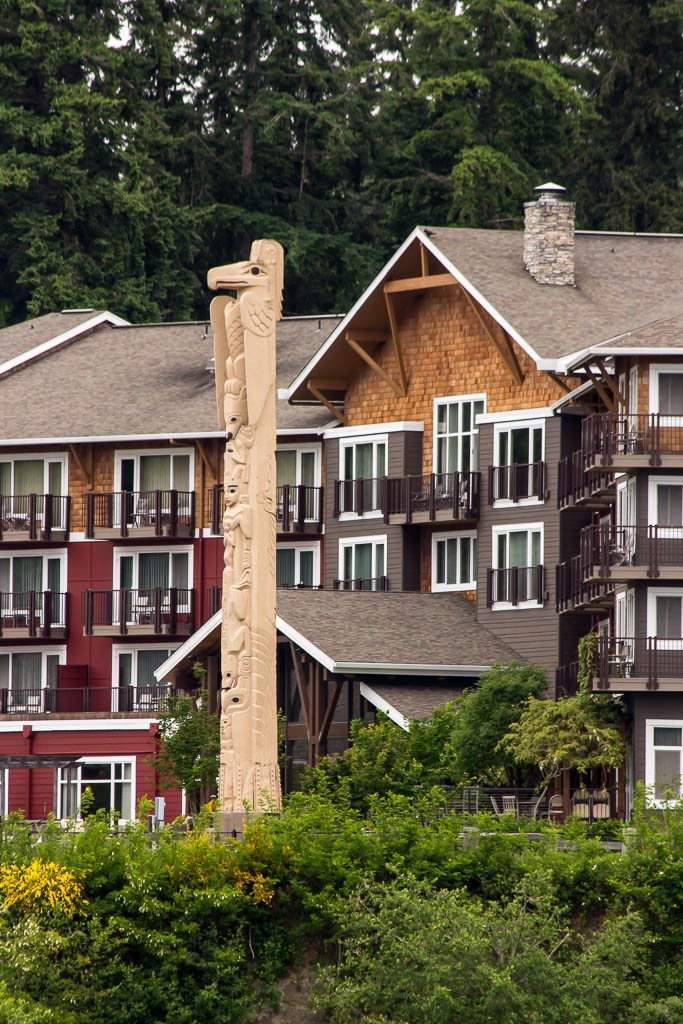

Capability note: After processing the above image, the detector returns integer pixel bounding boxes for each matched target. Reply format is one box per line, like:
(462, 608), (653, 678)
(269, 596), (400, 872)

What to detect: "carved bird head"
(207, 239), (284, 319)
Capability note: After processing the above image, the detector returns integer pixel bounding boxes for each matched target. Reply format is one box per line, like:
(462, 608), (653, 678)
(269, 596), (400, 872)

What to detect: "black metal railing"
(85, 490), (195, 538)
(555, 556), (614, 613)
(332, 576), (389, 592)
(581, 523), (683, 578)
(557, 449), (614, 509)
(486, 565), (544, 606)
(333, 472), (480, 522)
(277, 484), (323, 532)
(0, 494), (70, 540)
(595, 635), (683, 690)
(83, 588), (195, 636)
(0, 591), (67, 637)
(555, 661), (579, 696)
(488, 461), (544, 503)
(334, 476), (383, 516)
(0, 684), (172, 715)
(583, 412), (683, 467)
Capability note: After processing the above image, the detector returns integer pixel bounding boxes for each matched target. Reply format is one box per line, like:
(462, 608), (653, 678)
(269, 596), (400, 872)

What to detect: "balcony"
(208, 484), (323, 535)
(85, 490), (195, 539)
(0, 683), (172, 716)
(332, 576), (389, 592)
(583, 412), (683, 471)
(488, 461), (545, 503)
(557, 450), (615, 510)
(595, 635), (683, 691)
(83, 588), (195, 637)
(485, 565), (545, 607)
(556, 556), (614, 614)
(582, 523), (683, 582)
(0, 494), (70, 542)
(333, 472), (480, 524)
(0, 592), (68, 639)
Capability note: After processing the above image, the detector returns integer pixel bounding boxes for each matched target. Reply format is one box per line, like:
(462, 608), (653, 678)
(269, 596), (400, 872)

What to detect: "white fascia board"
(478, 406), (553, 425)
(333, 662), (490, 676)
(323, 420), (424, 440)
(550, 379), (595, 412)
(0, 431), (225, 446)
(277, 427), (328, 437)
(0, 719), (156, 733)
(154, 610), (222, 681)
(276, 616), (336, 672)
(417, 230), (544, 367)
(0, 312), (130, 379)
(360, 683), (410, 732)
(285, 228), (426, 400)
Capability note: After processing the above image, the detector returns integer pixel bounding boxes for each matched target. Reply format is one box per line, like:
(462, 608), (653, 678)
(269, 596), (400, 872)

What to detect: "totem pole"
(207, 240), (284, 816)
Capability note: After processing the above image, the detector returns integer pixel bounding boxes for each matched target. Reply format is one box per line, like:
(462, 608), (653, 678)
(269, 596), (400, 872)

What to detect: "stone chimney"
(523, 183), (575, 286)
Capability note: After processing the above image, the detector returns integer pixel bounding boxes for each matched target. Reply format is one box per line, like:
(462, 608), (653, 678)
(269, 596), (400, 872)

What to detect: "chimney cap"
(534, 182), (567, 198)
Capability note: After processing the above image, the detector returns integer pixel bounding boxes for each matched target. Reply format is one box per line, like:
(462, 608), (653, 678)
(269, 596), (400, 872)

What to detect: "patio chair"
(571, 787), (591, 820)
(501, 794), (518, 817)
(546, 794), (564, 822)
(591, 789), (611, 820)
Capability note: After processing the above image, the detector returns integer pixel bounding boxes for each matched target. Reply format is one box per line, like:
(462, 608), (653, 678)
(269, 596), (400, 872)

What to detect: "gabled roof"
(360, 681), (464, 731)
(287, 226), (683, 401)
(0, 310), (129, 376)
(0, 314), (341, 444)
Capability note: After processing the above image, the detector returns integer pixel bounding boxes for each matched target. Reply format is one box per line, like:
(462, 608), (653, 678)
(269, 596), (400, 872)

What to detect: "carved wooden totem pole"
(207, 240), (284, 816)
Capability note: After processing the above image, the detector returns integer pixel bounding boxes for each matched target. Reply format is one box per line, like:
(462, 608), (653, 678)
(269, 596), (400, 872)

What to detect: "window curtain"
(657, 595), (682, 638)
(276, 451), (297, 488)
(138, 650), (167, 686)
(14, 461), (43, 495)
(13, 652), (41, 693)
(171, 455), (190, 491)
(354, 543), (372, 581)
(299, 551), (314, 587)
(300, 453), (316, 487)
(659, 486), (683, 527)
(276, 549), (295, 587)
(140, 456), (170, 492)
(139, 553), (169, 591)
(659, 374), (683, 415)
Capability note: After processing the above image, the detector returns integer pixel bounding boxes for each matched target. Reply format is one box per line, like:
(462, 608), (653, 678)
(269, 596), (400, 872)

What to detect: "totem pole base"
(217, 810), (248, 839)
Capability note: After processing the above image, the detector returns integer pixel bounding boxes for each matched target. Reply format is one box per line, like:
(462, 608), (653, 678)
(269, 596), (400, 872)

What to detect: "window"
(432, 533), (477, 591)
(276, 445), (321, 523)
(490, 525), (543, 606)
(0, 454), (67, 527)
(276, 544), (320, 588)
(57, 759), (134, 821)
(113, 646), (176, 711)
(113, 547), (192, 619)
(650, 365), (683, 418)
(338, 536), (387, 590)
(0, 552), (65, 623)
(492, 423), (544, 502)
(646, 723), (683, 804)
(0, 649), (64, 712)
(338, 436), (387, 515)
(116, 449), (192, 494)
(434, 395), (485, 474)
(646, 589), (683, 650)
(649, 477), (683, 534)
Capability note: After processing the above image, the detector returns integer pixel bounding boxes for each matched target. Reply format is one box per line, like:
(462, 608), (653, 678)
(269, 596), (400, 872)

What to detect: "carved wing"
(209, 295), (234, 429)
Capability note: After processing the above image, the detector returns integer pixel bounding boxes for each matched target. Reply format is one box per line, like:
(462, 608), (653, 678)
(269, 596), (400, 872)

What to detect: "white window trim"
(114, 447), (195, 492)
(323, 421), (423, 440)
(276, 443), (322, 486)
(490, 523), (544, 610)
(0, 647), (67, 709)
(645, 720), (683, 808)
(647, 588), (683, 648)
(0, 452), (68, 492)
(492, 420), (545, 507)
(648, 475), (683, 534)
(338, 534), (387, 586)
(113, 546), (193, 587)
(276, 542), (321, 588)
(649, 364), (683, 419)
(431, 531), (477, 592)
(56, 756), (136, 823)
(432, 393), (486, 474)
(0, 769), (7, 816)
(0, 550), (67, 625)
(111, 644), (178, 712)
(339, 434), (388, 521)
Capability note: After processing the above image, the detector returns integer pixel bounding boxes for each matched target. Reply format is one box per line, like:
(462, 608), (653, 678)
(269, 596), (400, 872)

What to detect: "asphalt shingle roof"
(363, 682), (465, 721)
(0, 311), (108, 366)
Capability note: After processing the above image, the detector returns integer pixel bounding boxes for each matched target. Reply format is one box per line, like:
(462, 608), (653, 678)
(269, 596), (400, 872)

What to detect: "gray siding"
(631, 693), (683, 789)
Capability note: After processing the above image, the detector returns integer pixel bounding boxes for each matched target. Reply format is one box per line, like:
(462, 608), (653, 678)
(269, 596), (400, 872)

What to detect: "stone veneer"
(523, 189), (575, 287)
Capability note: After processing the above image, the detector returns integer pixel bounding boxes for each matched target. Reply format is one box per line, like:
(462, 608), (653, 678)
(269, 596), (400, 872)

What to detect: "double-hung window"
(432, 532), (477, 591)
(338, 536), (386, 590)
(0, 648), (64, 712)
(492, 424), (544, 502)
(646, 723), (683, 805)
(490, 525), (543, 606)
(0, 455), (67, 528)
(339, 437), (387, 516)
(113, 646), (175, 712)
(0, 552), (65, 624)
(58, 759), (134, 821)
(434, 396), (485, 475)
(276, 543), (320, 589)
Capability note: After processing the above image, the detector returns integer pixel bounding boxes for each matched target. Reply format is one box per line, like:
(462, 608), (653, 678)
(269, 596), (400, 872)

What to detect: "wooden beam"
(461, 290), (524, 386)
(68, 444), (93, 490)
(583, 364), (615, 412)
(383, 291), (408, 396)
(289, 641), (311, 738)
(345, 333), (404, 397)
(547, 371), (573, 395)
(593, 359), (628, 408)
(346, 329), (386, 345)
(195, 439), (217, 481)
(317, 678), (344, 747)
(384, 273), (455, 293)
(420, 243), (429, 276)
(307, 379), (346, 424)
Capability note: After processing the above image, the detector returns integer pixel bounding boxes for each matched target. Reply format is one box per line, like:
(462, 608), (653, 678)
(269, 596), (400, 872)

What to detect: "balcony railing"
(0, 494), (70, 540)
(0, 684), (172, 715)
(485, 565), (544, 607)
(85, 490), (195, 538)
(83, 588), (195, 636)
(583, 412), (683, 468)
(488, 461), (544, 503)
(555, 661), (579, 696)
(581, 523), (683, 578)
(332, 576), (389, 592)
(555, 556), (614, 613)
(0, 591), (68, 638)
(596, 635), (683, 690)
(277, 484), (323, 532)
(333, 472), (480, 523)
(557, 449), (614, 509)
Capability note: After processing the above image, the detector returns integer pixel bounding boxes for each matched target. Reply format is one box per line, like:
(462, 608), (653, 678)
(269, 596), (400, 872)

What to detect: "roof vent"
(523, 183), (575, 286)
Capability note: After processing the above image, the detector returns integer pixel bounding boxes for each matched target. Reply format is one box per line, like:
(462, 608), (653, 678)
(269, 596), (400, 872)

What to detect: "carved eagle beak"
(207, 260), (266, 291)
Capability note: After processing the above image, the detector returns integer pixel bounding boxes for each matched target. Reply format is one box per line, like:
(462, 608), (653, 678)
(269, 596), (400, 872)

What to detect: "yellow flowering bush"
(0, 860), (88, 917)
(233, 868), (275, 906)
